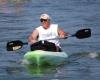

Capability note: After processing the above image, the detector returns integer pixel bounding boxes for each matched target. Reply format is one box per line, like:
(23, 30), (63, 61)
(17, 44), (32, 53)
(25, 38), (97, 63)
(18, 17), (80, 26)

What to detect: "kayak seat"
(30, 41), (62, 52)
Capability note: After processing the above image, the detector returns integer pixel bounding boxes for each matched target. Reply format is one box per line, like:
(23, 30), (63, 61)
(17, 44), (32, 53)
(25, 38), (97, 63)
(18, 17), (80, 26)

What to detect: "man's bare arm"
(28, 29), (39, 44)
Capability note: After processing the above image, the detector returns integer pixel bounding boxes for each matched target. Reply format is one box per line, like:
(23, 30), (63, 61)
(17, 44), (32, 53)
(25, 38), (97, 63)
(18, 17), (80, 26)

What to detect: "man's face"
(40, 19), (50, 29)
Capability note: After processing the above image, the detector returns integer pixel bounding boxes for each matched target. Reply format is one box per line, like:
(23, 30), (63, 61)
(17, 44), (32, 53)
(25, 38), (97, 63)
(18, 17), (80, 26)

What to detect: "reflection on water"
(0, 0), (31, 13)
(23, 64), (57, 76)
(22, 58), (68, 76)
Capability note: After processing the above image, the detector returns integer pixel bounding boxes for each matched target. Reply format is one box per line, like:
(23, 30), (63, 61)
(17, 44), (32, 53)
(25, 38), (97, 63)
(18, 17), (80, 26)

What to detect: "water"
(0, 0), (100, 80)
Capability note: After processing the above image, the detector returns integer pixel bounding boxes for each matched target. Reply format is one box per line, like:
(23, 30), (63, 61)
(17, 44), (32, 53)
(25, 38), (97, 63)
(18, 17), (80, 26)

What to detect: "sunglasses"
(40, 19), (48, 22)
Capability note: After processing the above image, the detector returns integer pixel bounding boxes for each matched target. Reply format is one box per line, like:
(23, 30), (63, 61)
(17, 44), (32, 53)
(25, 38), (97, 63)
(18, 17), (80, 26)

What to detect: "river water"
(0, 0), (100, 80)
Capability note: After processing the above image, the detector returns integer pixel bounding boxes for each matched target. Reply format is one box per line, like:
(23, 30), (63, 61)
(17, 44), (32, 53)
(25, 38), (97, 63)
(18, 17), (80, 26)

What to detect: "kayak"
(23, 50), (68, 67)
(6, 28), (91, 75)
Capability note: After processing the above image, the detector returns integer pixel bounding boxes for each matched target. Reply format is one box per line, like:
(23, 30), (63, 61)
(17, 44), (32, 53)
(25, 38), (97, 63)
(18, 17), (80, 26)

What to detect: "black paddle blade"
(73, 28), (91, 39)
(7, 40), (23, 51)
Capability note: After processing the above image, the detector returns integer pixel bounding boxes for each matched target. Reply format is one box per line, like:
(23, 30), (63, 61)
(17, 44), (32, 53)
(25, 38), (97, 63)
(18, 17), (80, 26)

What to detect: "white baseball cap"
(40, 14), (51, 20)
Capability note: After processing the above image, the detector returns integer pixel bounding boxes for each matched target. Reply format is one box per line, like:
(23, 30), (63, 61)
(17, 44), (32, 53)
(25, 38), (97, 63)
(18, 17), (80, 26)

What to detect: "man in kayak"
(28, 13), (68, 52)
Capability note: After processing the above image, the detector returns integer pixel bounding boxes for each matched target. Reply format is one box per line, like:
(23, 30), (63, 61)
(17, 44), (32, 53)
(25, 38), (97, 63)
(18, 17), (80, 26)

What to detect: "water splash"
(88, 52), (99, 58)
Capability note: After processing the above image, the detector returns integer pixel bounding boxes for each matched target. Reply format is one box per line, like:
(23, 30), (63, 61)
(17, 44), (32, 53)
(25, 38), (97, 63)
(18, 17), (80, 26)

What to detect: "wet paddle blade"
(72, 28), (91, 39)
(6, 40), (26, 51)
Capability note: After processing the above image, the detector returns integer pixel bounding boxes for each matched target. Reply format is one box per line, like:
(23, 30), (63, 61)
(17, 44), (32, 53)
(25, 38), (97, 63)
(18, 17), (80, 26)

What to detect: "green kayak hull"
(23, 50), (68, 66)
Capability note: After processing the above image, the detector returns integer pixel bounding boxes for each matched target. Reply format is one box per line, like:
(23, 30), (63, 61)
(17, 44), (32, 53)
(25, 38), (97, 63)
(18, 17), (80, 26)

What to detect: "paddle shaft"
(17, 34), (78, 45)
(6, 28), (91, 51)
